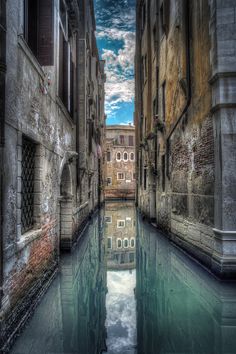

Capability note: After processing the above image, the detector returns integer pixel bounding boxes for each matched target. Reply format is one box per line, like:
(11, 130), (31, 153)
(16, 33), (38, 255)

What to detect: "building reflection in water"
(11, 213), (107, 354)
(136, 215), (236, 354)
(104, 201), (137, 354)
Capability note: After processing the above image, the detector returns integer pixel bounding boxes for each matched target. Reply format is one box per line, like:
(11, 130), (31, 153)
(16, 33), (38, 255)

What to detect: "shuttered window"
(120, 135), (125, 145)
(24, 0), (54, 66)
(129, 135), (134, 146)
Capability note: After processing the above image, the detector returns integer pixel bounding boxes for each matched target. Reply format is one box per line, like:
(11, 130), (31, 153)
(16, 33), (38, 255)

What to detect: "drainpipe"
(166, 0), (191, 178)
(0, 0), (7, 305)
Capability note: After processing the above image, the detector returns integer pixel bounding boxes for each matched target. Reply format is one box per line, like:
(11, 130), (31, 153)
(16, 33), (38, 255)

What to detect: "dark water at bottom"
(11, 202), (236, 354)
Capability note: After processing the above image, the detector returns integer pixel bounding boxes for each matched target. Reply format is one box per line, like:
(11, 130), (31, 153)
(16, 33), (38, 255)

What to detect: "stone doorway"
(60, 163), (73, 250)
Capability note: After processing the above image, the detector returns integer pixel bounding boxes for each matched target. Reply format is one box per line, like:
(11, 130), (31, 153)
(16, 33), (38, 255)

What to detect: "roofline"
(106, 125), (135, 130)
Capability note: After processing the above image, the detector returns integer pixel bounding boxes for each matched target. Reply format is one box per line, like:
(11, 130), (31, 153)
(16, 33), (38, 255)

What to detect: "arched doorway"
(60, 163), (73, 250)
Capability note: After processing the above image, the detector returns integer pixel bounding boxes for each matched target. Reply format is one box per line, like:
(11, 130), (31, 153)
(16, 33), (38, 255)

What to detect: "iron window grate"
(21, 136), (36, 233)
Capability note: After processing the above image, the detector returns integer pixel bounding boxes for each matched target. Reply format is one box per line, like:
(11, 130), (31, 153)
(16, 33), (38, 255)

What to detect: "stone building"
(0, 0), (105, 348)
(104, 202), (136, 270)
(135, 0), (236, 278)
(104, 125), (136, 200)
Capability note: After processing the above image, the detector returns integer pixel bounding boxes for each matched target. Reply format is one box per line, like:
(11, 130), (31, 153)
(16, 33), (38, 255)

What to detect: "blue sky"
(94, 0), (136, 125)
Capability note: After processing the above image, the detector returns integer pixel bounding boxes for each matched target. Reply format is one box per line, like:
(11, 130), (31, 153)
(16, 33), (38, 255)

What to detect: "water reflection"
(9, 203), (236, 354)
(104, 202), (137, 354)
(136, 214), (236, 354)
(11, 213), (107, 354)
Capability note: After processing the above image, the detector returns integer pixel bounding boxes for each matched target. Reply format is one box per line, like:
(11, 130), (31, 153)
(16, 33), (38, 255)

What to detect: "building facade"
(0, 0), (105, 348)
(104, 125), (136, 200)
(135, 0), (236, 278)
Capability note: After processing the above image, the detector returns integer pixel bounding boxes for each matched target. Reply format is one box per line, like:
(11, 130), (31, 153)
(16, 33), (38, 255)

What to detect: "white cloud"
(106, 270), (137, 353)
(97, 28), (135, 117)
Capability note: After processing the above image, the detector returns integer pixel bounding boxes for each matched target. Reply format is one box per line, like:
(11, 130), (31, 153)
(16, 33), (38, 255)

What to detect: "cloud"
(106, 270), (137, 353)
(95, 0), (135, 121)
(98, 30), (135, 117)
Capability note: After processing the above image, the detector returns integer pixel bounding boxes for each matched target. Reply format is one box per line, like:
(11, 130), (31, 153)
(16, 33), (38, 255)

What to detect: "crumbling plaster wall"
(2, 0), (77, 338)
(157, 0), (214, 258)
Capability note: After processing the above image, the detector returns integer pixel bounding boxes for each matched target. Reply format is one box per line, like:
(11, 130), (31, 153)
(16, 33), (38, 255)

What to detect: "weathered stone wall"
(1, 0), (105, 347)
(135, 0), (236, 277)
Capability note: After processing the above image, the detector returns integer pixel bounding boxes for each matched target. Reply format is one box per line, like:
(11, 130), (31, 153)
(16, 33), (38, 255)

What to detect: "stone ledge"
(213, 228), (236, 241)
(16, 228), (42, 252)
(17, 35), (44, 79)
(209, 71), (236, 84)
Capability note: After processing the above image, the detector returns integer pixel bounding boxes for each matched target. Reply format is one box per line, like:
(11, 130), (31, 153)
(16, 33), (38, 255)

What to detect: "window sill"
(18, 35), (45, 79)
(17, 228), (42, 252)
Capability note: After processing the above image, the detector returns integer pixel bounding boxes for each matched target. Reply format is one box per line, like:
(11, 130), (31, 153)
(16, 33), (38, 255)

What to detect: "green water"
(10, 202), (236, 354)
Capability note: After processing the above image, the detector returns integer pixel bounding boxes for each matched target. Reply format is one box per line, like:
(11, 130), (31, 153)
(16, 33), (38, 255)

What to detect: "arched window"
(130, 152), (135, 161)
(116, 152), (121, 161)
(123, 152), (128, 161)
(130, 238), (135, 248)
(117, 239), (122, 248)
(123, 238), (129, 248)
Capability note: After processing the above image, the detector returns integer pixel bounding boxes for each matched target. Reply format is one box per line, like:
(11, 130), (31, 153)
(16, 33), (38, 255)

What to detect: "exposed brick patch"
(1, 219), (57, 350)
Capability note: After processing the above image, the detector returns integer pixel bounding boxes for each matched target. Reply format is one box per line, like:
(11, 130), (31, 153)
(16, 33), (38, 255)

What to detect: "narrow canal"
(11, 202), (236, 354)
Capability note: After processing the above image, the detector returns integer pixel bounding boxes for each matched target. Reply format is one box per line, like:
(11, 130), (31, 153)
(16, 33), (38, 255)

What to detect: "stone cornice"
(209, 72), (236, 85)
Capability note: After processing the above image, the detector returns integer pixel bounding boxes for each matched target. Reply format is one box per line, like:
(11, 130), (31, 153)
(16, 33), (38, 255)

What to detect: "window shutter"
(38, 0), (54, 66)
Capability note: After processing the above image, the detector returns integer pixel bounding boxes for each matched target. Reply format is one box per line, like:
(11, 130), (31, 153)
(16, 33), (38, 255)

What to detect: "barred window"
(21, 136), (36, 233)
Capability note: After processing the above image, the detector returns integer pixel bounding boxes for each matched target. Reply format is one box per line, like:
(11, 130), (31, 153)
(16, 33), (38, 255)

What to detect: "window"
(133, 173), (136, 180)
(129, 135), (134, 146)
(144, 55), (147, 80)
(123, 238), (129, 248)
(117, 172), (125, 180)
(107, 237), (112, 249)
(153, 24), (158, 55)
(141, 1), (146, 32)
(140, 151), (143, 186)
(120, 135), (125, 145)
(88, 121), (94, 154)
(162, 155), (166, 191)
(120, 253), (125, 264)
(129, 253), (135, 263)
(107, 177), (112, 186)
(117, 220), (125, 228)
(123, 152), (128, 161)
(144, 167), (147, 190)
(155, 68), (159, 117)
(24, 0), (54, 66)
(160, 1), (170, 36)
(58, 2), (74, 114)
(117, 238), (122, 248)
(141, 56), (144, 90)
(105, 216), (112, 223)
(107, 151), (111, 162)
(162, 81), (166, 122)
(21, 136), (36, 233)
(130, 152), (135, 161)
(160, 3), (165, 36)
(130, 238), (135, 248)
(116, 152), (121, 161)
